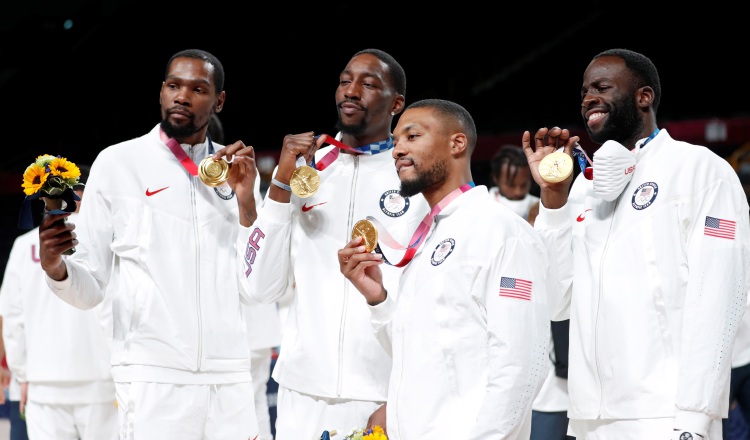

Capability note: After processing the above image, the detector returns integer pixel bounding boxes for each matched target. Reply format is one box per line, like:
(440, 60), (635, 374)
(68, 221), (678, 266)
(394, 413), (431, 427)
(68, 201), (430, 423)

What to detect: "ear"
(215, 90), (226, 113)
(390, 94), (406, 116)
(450, 133), (468, 157)
(637, 86), (654, 110)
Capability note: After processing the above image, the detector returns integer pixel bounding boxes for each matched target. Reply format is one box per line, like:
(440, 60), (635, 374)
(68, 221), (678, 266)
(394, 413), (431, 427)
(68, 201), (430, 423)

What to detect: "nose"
(392, 140), (405, 159)
(343, 82), (362, 101)
(581, 95), (596, 108)
(174, 87), (191, 106)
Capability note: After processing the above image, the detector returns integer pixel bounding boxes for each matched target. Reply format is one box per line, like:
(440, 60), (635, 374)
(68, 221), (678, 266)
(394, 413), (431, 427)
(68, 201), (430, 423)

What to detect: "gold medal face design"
(290, 165), (320, 198)
(538, 151), (573, 183)
(198, 157), (230, 187)
(351, 219), (378, 253)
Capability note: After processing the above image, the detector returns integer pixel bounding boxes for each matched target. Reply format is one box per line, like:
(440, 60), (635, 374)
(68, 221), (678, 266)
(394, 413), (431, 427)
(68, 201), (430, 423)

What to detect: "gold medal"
(538, 151), (573, 183)
(290, 165), (320, 198)
(198, 156), (230, 187)
(351, 219), (378, 253)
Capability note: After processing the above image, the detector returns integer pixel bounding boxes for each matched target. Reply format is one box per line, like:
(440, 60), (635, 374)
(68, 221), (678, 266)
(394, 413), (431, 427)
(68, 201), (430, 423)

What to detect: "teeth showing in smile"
(589, 112), (605, 122)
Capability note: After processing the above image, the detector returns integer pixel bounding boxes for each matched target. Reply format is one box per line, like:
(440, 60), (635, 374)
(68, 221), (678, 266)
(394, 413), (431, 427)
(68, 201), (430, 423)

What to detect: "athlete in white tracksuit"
(534, 129), (750, 438)
(238, 133), (429, 436)
(42, 124), (263, 439)
(369, 186), (550, 439)
(0, 216), (117, 440)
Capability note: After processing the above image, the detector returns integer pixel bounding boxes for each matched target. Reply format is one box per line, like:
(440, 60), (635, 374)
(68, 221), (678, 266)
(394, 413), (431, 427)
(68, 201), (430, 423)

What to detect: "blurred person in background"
(0, 164), (118, 440)
(489, 144), (540, 225)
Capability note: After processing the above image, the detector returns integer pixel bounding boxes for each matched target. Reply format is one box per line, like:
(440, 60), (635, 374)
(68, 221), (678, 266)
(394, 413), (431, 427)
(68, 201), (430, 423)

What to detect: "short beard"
(335, 114), (367, 137)
(399, 159), (448, 198)
(160, 115), (206, 140)
(586, 96), (642, 146)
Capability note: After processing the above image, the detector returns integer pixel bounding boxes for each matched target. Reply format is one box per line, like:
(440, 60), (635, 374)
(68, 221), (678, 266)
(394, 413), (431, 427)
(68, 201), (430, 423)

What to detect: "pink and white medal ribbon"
(368, 182), (475, 268)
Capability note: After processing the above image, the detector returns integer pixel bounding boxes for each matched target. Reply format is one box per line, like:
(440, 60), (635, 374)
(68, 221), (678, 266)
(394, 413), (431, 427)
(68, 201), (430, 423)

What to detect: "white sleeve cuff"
(534, 201), (570, 230)
(673, 410), (711, 437)
(369, 292), (396, 324)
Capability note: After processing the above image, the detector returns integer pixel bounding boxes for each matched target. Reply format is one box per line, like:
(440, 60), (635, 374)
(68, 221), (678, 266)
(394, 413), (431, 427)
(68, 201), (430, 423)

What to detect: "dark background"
(1, 0), (747, 280)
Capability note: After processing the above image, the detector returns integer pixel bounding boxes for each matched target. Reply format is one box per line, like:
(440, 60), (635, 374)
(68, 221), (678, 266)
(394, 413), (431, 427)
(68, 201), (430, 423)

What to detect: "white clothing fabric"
(115, 381), (256, 440)
(0, 219), (118, 438)
(535, 129), (750, 437)
(532, 338), (570, 412)
(238, 133), (429, 434)
(274, 385), (382, 439)
(25, 399), (118, 440)
(250, 347), (274, 440)
(567, 417), (722, 440)
(489, 186), (539, 222)
(45, 124), (261, 387)
(732, 294), (750, 368)
(369, 185), (550, 439)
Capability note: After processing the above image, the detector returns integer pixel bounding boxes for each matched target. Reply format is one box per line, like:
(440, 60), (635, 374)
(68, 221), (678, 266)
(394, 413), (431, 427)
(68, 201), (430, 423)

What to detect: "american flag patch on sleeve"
(499, 277), (532, 301)
(704, 216), (736, 240)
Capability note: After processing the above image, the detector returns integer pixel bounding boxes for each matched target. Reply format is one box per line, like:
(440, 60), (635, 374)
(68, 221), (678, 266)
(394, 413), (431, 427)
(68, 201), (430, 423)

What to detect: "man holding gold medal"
(524, 49), (750, 439)
(338, 99), (550, 438)
(36, 49), (264, 439)
(238, 49), (429, 439)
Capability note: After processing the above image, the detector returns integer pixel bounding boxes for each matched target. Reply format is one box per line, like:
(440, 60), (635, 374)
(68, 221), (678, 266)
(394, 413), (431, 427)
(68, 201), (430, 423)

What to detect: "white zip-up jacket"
(369, 186), (550, 439)
(0, 220), (114, 404)
(535, 129), (750, 434)
(46, 124), (258, 385)
(238, 134), (428, 400)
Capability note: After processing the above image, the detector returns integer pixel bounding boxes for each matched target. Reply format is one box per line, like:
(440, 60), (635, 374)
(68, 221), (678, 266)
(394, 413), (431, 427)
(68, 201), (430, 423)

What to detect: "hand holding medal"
(538, 151), (574, 183)
(198, 156), (230, 187)
(351, 219), (378, 253)
(290, 156), (320, 198)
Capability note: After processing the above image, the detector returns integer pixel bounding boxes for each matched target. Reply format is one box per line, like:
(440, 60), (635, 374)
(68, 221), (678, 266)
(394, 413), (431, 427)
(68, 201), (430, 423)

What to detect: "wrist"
(271, 178), (291, 192)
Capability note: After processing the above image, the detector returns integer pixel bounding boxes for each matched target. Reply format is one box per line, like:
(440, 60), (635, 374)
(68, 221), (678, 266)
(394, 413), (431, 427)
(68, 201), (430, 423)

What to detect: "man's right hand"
(269, 132), (327, 203)
(522, 126), (579, 210)
(38, 212), (74, 281)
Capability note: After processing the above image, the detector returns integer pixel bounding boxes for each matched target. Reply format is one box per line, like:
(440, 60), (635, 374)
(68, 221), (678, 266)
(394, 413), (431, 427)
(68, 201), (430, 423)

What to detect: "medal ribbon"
(574, 128), (659, 180)
(311, 135), (394, 171)
(159, 128), (215, 177)
(368, 182), (476, 268)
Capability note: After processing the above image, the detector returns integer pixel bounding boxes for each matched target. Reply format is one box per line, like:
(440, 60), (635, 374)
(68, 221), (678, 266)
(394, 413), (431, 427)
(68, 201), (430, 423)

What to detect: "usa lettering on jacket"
(244, 228), (265, 277)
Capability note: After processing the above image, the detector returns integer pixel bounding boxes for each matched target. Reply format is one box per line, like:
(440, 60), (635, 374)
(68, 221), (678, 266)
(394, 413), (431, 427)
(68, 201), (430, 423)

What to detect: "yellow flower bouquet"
(320, 425), (387, 440)
(19, 154), (83, 253)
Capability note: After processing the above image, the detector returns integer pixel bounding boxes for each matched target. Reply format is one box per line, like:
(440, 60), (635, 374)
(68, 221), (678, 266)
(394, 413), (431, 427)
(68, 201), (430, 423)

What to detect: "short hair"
(166, 49), (225, 93)
(490, 145), (528, 180)
(353, 48), (406, 96)
(594, 48), (661, 112)
(407, 98), (476, 153)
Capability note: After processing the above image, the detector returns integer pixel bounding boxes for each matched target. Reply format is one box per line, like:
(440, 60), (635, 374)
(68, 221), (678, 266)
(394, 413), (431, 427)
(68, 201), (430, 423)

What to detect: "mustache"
(337, 99), (366, 111)
(167, 106), (194, 118)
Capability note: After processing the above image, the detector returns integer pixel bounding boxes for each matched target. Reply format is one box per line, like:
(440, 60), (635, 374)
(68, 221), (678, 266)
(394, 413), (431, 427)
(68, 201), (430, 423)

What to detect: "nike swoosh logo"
(145, 186), (169, 197)
(576, 209), (592, 222)
(301, 202), (327, 212)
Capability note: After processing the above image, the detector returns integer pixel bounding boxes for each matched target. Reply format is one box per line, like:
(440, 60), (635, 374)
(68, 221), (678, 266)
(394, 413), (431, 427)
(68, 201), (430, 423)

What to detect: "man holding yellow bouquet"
(35, 49), (264, 440)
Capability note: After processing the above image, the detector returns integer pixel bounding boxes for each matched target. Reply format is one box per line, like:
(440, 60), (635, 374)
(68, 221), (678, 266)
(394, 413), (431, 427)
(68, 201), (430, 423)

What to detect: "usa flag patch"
(499, 277), (532, 301)
(704, 216), (735, 240)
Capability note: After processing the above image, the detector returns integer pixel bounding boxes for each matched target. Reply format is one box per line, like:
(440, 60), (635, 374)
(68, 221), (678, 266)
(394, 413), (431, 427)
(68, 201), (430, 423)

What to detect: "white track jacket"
(238, 135), (429, 401)
(46, 124), (259, 385)
(0, 220), (114, 404)
(535, 129), (750, 435)
(369, 185), (550, 439)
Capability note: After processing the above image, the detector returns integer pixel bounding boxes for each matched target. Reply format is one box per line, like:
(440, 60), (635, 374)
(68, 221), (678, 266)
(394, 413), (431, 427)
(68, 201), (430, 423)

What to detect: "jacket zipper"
(190, 145), (204, 370)
(595, 199), (618, 417)
(337, 154), (359, 396)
